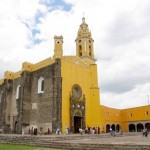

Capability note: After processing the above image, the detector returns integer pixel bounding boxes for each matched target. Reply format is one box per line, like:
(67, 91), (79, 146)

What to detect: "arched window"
(145, 123), (150, 131)
(89, 45), (92, 56)
(111, 124), (115, 131)
(116, 124), (120, 132)
(79, 45), (82, 56)
(38, 77), (44, 94)
(106, 124), (110, 133)
(16, 85), (21, 99)
(137, 123), (144, 132)
(129, 124), (135, 132)
(41, 80), (44, 91)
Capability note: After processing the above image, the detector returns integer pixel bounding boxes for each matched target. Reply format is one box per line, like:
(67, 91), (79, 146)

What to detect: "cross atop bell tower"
(75, 17), (95, 61)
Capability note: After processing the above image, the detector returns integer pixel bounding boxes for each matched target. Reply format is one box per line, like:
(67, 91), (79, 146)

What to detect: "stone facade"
(0, 59), (62, 133)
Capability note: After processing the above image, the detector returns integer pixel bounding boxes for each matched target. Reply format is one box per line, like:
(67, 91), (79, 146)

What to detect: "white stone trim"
(38, 77), (44, 94)
(16, 85), (21, 99)
(32, 103), (37, 110)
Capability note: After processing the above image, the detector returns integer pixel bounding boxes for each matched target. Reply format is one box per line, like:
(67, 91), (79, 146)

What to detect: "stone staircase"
(0, 133), (149, 150)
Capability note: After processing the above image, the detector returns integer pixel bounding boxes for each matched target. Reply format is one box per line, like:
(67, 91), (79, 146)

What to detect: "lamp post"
(146, 95), (149, 106)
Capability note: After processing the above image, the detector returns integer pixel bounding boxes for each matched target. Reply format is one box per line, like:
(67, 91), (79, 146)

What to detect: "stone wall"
(29, 59), (62, 133)
(0, 79), (14, 133)
(0, 59), (62, 134)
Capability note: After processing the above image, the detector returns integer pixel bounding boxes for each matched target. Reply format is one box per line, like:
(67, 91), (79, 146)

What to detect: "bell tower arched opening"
(75, 17), (95, 62)
(79, 45), (82, 56)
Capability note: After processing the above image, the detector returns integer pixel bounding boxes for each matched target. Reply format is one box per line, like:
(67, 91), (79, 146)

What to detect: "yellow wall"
(122, 106), (150, 121)
(100, 105), (150, 132)
(100, 105), (122, 132)
(61, 57), (101, 132)
(121, 106), (150, 132)
(87, 64), (101, 127)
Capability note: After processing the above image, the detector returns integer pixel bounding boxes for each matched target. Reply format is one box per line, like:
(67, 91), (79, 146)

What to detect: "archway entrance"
(74, 116), (82, 133)
(145, 123), (150, 131)
(106, 124), (110, 133)
(137, 123), (144, 132)
(116, 124), (120, 132)
(111, 124), (115, 131)
(129, 124), (135, 132)
(14, 121), (17, 133)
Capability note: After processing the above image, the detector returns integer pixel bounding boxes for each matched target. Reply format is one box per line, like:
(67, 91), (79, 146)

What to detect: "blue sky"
(20, 0), (73, 45)
(40, 0), (73, 12)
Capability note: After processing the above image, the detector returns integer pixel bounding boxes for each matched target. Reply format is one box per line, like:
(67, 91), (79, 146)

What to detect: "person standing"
(98, 127), (100, 134)
(145, 128), (148, 137)
(31, 127), (33, 135)
(48, 128), (50, 134)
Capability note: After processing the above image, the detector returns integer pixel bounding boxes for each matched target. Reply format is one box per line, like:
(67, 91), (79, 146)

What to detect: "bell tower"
(53, 35), (63, 58)
(75, 17), (94, 60)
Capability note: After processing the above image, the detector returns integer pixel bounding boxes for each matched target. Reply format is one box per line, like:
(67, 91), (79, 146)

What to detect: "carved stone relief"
(70, 84), (85, 133)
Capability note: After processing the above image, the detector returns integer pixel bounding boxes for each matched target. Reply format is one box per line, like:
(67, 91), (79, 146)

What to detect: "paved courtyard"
(61, 134), (150, 145)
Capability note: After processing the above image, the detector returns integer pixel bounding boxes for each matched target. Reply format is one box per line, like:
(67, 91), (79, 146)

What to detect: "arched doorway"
(14, 121), (17, 133)
(145, 123), (150, 131)
(111, 124), (115, 131)
(74, 116), (83, 133)
(137, 123), (144, 132)
(106, 124), (110, 133)
(129, 124), (135, 132)
(116, 124), (120, 132)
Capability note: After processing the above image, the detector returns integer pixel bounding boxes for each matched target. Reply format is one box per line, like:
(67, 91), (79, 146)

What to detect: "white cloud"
(0, 0), (150, 109)
(101, 83), (150, 109)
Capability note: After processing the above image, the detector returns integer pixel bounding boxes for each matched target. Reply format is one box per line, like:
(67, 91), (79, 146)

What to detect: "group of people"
(78, 126), (101, 135)
(109, 128), (123, 136)
(29, 127), (51, 135)
(79, 128), (83, 135)
(109, 128), (115, 136)
(85, 126), (101, 134)
(29, 127), (38, 135)
(28, 126), (149, 137)
(0, 128), (3, 134)
(56, 128), (61, 135)
(65, 128), (70, 134)
(142, 128), (149, 137)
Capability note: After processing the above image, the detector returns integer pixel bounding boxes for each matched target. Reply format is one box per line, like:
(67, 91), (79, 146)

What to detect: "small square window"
(146, 111), (148, 115)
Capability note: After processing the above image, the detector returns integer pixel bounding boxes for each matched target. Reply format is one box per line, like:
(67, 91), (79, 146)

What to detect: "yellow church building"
(0, 17), (149, 134)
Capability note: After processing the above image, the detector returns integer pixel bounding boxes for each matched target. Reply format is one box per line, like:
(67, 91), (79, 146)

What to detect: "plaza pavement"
(61, 134), (150, 145)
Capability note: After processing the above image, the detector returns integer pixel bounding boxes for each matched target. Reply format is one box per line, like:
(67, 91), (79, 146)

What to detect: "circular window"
(72, 84), (82, 100)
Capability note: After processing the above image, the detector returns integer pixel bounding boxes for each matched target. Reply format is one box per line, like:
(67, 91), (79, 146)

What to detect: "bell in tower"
(75, 17), (95, 61)
(53, 35), (63, 58)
